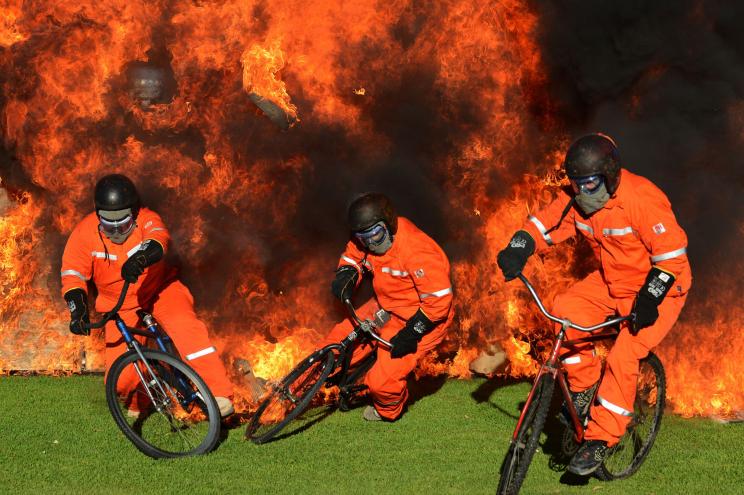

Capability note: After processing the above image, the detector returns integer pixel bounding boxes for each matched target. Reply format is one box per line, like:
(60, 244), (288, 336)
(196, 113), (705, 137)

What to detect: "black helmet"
(564, 133), (622, 194)
(348, 192), (398, 234)
(94, 174), (141, 215)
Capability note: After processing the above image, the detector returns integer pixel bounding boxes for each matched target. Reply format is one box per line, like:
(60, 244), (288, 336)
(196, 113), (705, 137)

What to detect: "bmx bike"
(497, 274), (665, 494)
(84, 282), (221, 459)
(246, 298), (392, 444)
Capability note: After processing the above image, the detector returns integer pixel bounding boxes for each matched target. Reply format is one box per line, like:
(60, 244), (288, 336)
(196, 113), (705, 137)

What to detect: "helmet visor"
(354, 222), (388, 248)
(98, 214), (135, 236)
(569, 175), (605, 195)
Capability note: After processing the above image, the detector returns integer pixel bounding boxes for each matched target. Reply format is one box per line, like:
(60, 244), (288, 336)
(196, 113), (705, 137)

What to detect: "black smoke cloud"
(535, 0), (744, 292)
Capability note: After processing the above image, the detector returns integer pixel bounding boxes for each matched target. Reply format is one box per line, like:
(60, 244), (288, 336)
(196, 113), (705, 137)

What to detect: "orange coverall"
(60, 208), (233, 404)
(323, 217), (454, 420)
(523, 169), (691, 445)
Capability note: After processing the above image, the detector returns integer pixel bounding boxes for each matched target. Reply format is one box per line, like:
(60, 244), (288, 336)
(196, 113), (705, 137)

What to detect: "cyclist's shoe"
(560, 384), (596, 427)
(568, 440), (609, 476)
(216, 396), (235, 417)
(362, 405), (382, 421)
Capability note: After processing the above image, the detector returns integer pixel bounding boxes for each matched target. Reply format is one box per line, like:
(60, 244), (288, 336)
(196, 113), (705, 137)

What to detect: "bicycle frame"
(321, 299), (393, 397)
(84, 282), (202, 410)
(510, 274), (632, 444)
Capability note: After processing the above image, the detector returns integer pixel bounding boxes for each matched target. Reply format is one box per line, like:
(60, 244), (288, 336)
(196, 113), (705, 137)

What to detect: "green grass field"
(1, 375), (742, 495)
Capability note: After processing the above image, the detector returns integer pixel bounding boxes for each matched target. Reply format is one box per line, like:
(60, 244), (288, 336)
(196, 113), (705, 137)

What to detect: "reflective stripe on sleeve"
(597, 396), (633, 417)
(420, 287), (453, 299)
(562, 356), (581, 365)
(651, 247), (687, 263)
(341, 256), (360, 268)
(60, 269), (90, 281)
(147, 227), (166, 233)
(186, 346), (216, 361)
(528, 215), (553, 245)
(381, 267), (409, 277)
(575, 221), (594, 235)
(602, 227), (634, 236)
(126, 243), (144, 258)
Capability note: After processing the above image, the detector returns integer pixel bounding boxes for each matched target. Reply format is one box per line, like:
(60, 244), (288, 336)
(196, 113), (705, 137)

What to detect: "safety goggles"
(98, 214), (135, 236)
(354, 222), (388, 247)
(569, 175), (605, 195)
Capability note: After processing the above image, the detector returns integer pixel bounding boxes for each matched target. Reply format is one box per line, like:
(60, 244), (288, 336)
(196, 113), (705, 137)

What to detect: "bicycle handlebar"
(517, 274), (632, 332)
(83, 282), (131, 330)
(343, 298), (393, 348)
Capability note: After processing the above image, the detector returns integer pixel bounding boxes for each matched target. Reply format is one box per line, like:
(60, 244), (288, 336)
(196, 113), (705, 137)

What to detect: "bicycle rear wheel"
(497, 373), (556, 495)
(596, 352), (665, 480)
(105, 349), (221, 459)
(246, 348), (335, 444)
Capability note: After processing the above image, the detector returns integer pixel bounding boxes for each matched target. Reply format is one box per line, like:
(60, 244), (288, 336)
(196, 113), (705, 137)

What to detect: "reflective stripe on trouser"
(103, 280), (234, 405)
(585, 294), (687, 446)
(322, 298), (452, 420)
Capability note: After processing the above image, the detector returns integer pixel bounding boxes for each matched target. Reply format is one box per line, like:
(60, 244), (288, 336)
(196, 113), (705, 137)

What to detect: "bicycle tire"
(596, 352), (665, 480)
(497, 373), (556, 495)
(105, 349), (221, 459)
(246, 348), (335, 444)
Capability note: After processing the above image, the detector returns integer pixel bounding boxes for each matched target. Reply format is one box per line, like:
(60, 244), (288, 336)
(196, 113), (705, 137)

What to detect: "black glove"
(330, 265), (359, 301)
(390, 309), (436, 359)
(497, 230), (536, 281)
(631, 266), (676, 334)
(121, 240), (164, 283)
(64, 288), (90, 336)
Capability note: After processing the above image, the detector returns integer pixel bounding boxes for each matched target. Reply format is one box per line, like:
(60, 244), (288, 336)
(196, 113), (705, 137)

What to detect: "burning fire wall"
(1, 1), (742, 419)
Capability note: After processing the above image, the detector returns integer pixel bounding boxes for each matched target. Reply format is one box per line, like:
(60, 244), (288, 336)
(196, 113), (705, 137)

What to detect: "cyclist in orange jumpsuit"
(497, 134), (691, 475)
(61, 174), (235, 417)
(325, 193), (454, 421)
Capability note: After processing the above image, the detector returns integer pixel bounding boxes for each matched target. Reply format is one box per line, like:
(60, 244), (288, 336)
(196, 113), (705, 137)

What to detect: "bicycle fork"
(114, 317), (178, 413)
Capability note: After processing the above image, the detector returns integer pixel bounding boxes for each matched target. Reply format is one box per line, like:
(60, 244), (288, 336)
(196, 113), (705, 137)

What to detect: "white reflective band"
(60, 269), (89, 281)
(575, 221), (594, 235)
(381, 267), (409, 277)
(341, 256), (360, 268)
(562, 356), (581, 365)
(651, 247), (687, 263)
(420, 287), (453, 299)
(186, 346), (216, 361)
(91, 251), (117, 261)
(127, 243), (144, 258)
(528, 215), (553, 246)
(598, 396), (633, 417)
(148, 227), (166, 233)
(602, 227), (634, 236)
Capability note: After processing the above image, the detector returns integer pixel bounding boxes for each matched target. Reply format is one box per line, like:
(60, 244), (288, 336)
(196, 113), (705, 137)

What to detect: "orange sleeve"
(406, 240), (453, 322)
(138, 209), (170, 253)
(336, 238), (367, 277)
(60, 221), (92, 296)
(632, 182), (691, 291)
(522, 190), (576, 252)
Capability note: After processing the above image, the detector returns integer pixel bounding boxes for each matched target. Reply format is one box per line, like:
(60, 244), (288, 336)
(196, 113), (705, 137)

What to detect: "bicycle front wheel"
(497, 373), (555, 495)
(246, 348), (335, 444)
(596, 352), (665, 480)
(105, 349), (221, 459)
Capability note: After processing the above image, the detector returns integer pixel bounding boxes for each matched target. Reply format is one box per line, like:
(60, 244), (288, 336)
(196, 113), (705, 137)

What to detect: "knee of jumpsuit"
(584, 330), (647, 446)
(364, 350), (417, 420)
(151, 285), (234, 398)
(551, 294), (601, 392)
(363, 318), (449, 421)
